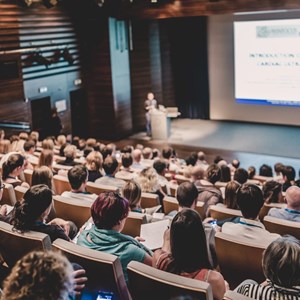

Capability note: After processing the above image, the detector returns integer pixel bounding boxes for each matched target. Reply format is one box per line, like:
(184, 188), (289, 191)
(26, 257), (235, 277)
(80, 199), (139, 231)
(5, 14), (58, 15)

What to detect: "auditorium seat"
(215, 232), (266, 289)
(0, 221), (51, 268)
(53, 174), (72, 195)
(122, 211), (145, 237)
(86, 181), (118, 195)
(24, 169), (33, 186)
(163, 196), (178, 215)
(14, 185), (28, 202)
(52, 239), (131, 300)
(140, 192), (160, 209)
(174, 174), (191, 185)
(1, 183), (17, 206)
(263, 215), (300, 240)
(209, 205), (242, 221)
(52, 163), (73, 173)
(259, 202), (286, 221)
(127, 261), (213, 300)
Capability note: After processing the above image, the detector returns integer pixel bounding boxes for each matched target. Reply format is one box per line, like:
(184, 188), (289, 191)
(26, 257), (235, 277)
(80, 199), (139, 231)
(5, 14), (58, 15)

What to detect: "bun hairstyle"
(2, 153), (24, 180)
(11, 184), (52, 232)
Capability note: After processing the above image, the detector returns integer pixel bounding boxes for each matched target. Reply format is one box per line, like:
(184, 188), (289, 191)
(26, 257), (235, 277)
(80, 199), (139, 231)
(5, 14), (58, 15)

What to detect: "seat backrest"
(163, 196), (179, 215)
(209, 205), (242, 221)
(174, 174), (190, 185)
(53, 195), (92, 229)
(52, 163), (73, 173)
(2, 183), (17, 206)
(53, 174), (72, 195)
(259, 203), (286, 221)
(263, 215), (300, 240)
(127, 261), (213, 300)
(140, 192), (159, 209)
(0, 221), (51, 268)
(14, 185), (29, 202)
(23, 168), (33, 186)
(86, 181), (118, 195)
(52, 239), (131, 300)
(195, 201), (206, 220)
(215, 232), (266, 289)
(122, 211), (144, 237)
(169, 183), (178, 197)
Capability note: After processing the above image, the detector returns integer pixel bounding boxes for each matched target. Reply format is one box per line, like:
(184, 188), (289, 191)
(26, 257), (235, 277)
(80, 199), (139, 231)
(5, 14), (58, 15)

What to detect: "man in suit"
(144, 92), (157, 136)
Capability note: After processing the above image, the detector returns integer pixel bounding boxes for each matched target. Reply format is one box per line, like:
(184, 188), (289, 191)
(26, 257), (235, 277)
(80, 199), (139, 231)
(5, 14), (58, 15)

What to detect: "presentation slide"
(234, 19), (300, 107)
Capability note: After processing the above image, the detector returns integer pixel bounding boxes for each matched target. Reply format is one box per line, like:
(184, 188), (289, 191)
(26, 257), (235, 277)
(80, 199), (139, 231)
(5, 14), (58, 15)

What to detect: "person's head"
(11, 184), (53, 231)
(56, 135), (67, 146)
(247, 166), (256, 179)
(197, 151), (206, 161)
(190, 166), (205, 181)
(262, 235), (300, 288)
(220, 165), (231, 182)
(170, 209), (211, 273)
(38, 149), (54, 168)
(236, 184), (264, 219)
(1, 250), (73, 300)
(63, 144), (77, 159)
(32, 166), (53, 190)
(42, 138), (54, 150)
(132, 149), (142, 163)
(101, 145), (113, 160)
(103, 156), (119, 175)
(85, 151), (103, 171)
(185, 155), (197, 167)
(259, 164), (273, 177)
(29, 131), (39, 142)
(231, 159), (240, 169)
(162, 146), (173, 160)
(213, 155), (223, 164)
(147, 92), (154, 100)
(83, 146), (93, 158)
(282, 165), (296, 182)
(274, 162), (285, 175)
(285, 186), (300, 210)
(136, 167), (159, 193)
(262, 180), (283, 204)
(233, 168), (248, 184)
(206, 164), (221, 184)
(121, 153), (133, 169)
(0, 139), (11, 154)
(142, 147), (153, 160)
(67, 165), (88, 190)
(121, 145), (133, 154)
(224, 181), (241, 209)
(176, 182), (198, 209)
(122, 181), (142, 210)
(91, 192), (129, 231)
(19, 132), (29, 141)
(2, 153), (25, 180)
(86, 138), (97, 148)
(23, 140), (35, 153)
(153, 159), (167, 176)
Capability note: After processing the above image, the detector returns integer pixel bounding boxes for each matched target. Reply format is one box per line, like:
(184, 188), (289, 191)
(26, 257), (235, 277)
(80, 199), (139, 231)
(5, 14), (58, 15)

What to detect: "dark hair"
(91, 192), (129, 229)
(231, 159), (240, 169)
(185, 154), (197, 167)
(282, 165), (296, 182)
(11, 184), (53, 232)
(169, 209), (211, 274)
(101, 146), (113, 160)
(220, 165), (231, 182)
(224, 181), (240, 209)
(233, 168), (248, 184)
(23, 140), (35, 152)
(263, 235), (300, 288)
(67, 165), (88, 190)
(103, 156), (119, 175)
(206, 164), (221, 184)
(213, 155), (223, 164)
(259, 164), (273, 177)
(121, 153), (133, 168)
(236, 184), (264, 219)
(83, 146), (94, 158)
(153, 159), (167, 175)
(2, 153), (25, 180)
(262, 180), (282, 204)
(32, 166), (53, 190)
(162, 146), (173, 159)
(274, 162), (285, 174)
(176, 182), (198, 208)
(248, 166), (256, 179)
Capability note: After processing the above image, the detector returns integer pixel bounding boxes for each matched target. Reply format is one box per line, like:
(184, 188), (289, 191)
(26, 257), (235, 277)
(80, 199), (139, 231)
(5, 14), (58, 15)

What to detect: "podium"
(150, 107), (180, 140)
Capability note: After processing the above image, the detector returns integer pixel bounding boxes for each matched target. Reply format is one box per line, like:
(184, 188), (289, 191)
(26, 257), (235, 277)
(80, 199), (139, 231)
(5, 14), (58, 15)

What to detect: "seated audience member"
(0, 139), (11, 154)
(259, 164), (273, 177)
(11, 184), (77, 241)
(228, 159), (240, 175)
(282, 165), (296, 192)
(247, 166), (256, 179)
(2, 153), (30, 188)
(95, 156), (126, 189)
(190, 165), (205, 183)
(196, 164), (223, 217)
(268, 185), (300, 222)
(77, 192), (153, 283)
(196, 151), (209, 170)
(162, 146), (181, 174)
(153, 209), (228, 300)
(152, 148), (160, 159)
(101, 144), (113, 160)
(29, 131), (39, 144)
(32, 166), (53, 190)
(57, 144), (80, 166)
(115, 153), (137, 181)
(262, 180), (284, 204)
(153, 159), (171, 195)
(56, 134), (67, 147)
(1, 251), (74, 300)
(38, 149), (56, 174)
(131, 148), (144, 171)
(135, 167), (165, 205)
(273, 162), (285, 182)
(221, 184), (280, 246)
(220, 164), (231, 182)
(42, 138), (55, 150)
(85, 151), (103, 182)
(236, 235), (300, 299)
(218, 181), (240, 210)
(62, 165), (97, 201)
(121, 145), (133, 154)
(233, 168), (248, 184)
(142, 147), (154, 167)
(23, 140), (38, 166)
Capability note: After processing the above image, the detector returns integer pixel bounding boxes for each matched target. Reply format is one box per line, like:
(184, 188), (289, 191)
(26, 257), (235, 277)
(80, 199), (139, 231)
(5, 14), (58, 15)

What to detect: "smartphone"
(96, 291), (114, 300)
(208, 219), (217, 228)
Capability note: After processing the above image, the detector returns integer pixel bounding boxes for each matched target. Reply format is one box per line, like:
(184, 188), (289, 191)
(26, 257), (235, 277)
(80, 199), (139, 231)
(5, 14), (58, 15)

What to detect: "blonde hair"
(56, 135), (66, 146)
(64, 145), (77, 159)
(136, 167), (160, 193)
(42, 138), (54, 150)
(122, 181), (142, 209)
(2, 250), (73, 300)
(86, 151), (103, 171)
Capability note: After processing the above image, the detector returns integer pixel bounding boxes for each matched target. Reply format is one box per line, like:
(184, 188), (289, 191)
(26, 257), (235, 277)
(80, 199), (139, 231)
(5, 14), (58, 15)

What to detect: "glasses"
(0, 184), (5, 190)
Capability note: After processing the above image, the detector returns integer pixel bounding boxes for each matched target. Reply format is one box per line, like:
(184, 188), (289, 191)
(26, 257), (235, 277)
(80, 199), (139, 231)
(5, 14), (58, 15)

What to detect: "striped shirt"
(237, 282), (300, 300)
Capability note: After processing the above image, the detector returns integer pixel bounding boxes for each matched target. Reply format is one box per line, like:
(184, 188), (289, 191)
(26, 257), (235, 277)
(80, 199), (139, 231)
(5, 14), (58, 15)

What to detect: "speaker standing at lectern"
(144, 92), (157, 136)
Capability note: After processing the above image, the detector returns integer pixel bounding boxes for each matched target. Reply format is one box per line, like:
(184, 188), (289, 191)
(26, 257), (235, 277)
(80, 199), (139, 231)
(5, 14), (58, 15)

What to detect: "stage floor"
(127, 118), (300, 172)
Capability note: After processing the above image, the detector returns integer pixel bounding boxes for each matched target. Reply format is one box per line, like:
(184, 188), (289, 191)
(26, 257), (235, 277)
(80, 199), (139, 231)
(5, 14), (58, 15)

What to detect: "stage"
(127, 118), (300, 172)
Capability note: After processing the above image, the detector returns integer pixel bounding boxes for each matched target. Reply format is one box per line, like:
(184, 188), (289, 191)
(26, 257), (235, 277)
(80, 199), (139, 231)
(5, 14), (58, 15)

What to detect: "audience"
(57, 144), (80, 167)
(115, 153), (137, 181)
(85, 151), (103, 182)
(262, 180), (283, 204)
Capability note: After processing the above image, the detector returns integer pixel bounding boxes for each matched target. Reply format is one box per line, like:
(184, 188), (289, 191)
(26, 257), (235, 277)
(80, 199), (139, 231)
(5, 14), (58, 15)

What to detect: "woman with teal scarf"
(77, 192), (153, 283)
